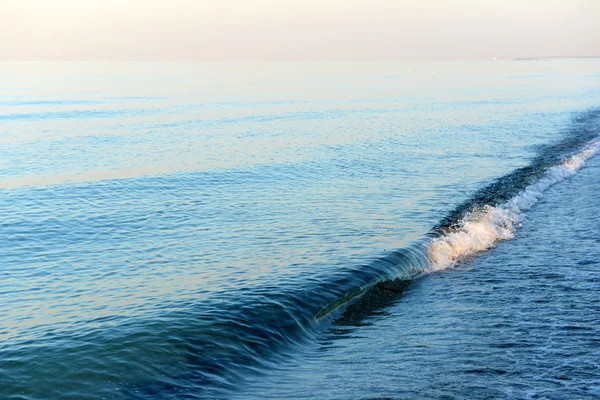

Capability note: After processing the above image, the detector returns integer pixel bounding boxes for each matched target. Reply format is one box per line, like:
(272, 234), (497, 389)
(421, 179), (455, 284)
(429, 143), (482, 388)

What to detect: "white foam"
(428, 141), (600, 271)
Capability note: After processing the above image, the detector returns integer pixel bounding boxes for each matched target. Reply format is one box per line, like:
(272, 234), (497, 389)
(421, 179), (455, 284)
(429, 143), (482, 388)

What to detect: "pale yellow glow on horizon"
(1, 0), (598, 61)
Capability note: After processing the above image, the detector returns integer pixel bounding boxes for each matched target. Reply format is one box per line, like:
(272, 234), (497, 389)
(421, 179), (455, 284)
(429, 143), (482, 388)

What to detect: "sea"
(1, 60), (599, 399)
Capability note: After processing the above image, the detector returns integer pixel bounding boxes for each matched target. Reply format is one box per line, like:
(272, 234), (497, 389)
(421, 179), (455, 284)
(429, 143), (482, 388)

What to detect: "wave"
(138, 108), (600, 397)
(318, 108), (600, 317)
(314, 136), (600, 320)
(428, 140), (600, 270)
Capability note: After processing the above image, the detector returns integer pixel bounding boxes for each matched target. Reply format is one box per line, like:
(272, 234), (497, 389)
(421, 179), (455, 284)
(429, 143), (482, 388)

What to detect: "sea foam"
(428, 141), (600, 270)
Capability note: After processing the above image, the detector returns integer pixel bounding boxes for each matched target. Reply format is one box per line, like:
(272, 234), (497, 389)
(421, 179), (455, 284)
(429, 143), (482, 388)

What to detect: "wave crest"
(428, 141), (600, 270)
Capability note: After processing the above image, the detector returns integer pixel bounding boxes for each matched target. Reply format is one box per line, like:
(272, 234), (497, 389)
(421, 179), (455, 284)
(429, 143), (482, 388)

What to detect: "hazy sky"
(1, 0), (598, 61)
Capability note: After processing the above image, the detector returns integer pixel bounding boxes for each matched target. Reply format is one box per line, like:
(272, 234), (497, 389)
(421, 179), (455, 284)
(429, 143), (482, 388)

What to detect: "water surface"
(1, 60), (599, 399)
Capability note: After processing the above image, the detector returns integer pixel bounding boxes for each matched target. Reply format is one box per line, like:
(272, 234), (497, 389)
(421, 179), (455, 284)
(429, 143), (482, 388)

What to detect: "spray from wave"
(428, 141), (600, 270)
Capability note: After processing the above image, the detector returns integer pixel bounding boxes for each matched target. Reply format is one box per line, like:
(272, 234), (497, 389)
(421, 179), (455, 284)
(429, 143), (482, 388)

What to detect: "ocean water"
(1, 61), (599, 399)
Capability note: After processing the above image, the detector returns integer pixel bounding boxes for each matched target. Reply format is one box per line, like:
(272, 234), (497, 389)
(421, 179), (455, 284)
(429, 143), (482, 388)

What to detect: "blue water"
(1, 61), (599, 399)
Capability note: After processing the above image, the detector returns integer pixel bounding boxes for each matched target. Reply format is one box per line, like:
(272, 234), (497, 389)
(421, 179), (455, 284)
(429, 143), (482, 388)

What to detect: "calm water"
(1, 61), (599, 399)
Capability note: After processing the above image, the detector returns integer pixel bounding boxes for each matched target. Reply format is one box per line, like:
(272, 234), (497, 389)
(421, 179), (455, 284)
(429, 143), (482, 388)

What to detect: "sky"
(1, 0), (599, 61)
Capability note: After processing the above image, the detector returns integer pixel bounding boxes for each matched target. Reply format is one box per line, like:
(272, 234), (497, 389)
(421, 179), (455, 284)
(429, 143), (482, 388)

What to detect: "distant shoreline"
(513, 56), (600, 61)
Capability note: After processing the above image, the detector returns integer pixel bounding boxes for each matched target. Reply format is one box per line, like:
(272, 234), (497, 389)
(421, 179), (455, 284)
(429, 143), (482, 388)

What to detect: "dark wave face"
(1, 61), (599, 400)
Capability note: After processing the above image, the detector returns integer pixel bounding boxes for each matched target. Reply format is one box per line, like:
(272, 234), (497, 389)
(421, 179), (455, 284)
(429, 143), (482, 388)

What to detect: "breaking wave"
(314, 109), (600, 325)
(428, 141), (600, 270)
